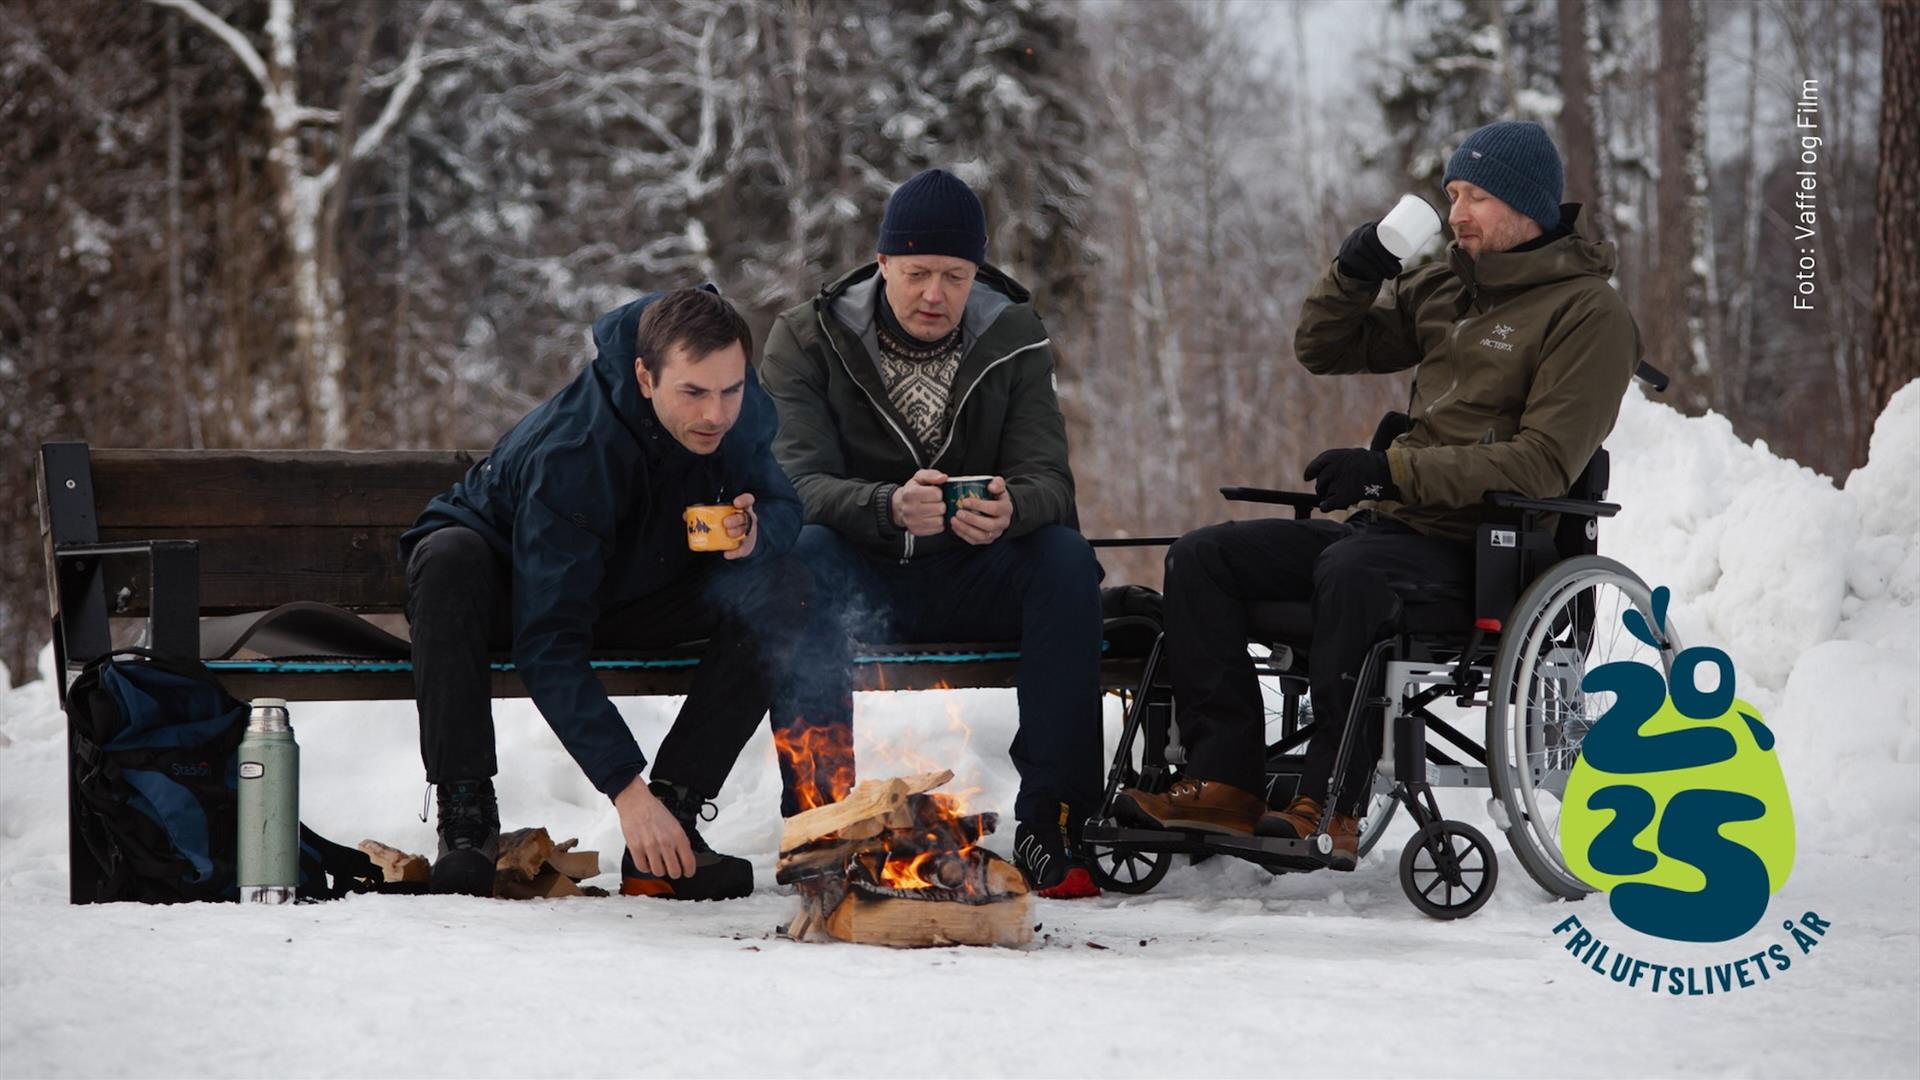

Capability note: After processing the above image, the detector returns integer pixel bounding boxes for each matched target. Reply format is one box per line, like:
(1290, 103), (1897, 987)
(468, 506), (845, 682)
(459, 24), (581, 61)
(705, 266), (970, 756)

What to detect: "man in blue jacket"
(400, 287), (809, 899)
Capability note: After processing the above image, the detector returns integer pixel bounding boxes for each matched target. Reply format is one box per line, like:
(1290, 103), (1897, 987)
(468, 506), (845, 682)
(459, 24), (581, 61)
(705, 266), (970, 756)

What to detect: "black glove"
(1303, 448), (1399, 512)
(1335, 221), (1403, 283)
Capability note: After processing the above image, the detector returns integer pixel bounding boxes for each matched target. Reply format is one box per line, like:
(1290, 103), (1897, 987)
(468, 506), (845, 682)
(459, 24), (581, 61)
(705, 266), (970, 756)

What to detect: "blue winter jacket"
(399, 288), (804, 799)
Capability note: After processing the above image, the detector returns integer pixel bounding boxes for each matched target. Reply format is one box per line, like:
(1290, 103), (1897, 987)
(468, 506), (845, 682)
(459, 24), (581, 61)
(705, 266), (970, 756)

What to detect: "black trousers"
(773, 523), (1106, 825)
(1162, 513), (1473, 815)
(404, 526), (813, 800)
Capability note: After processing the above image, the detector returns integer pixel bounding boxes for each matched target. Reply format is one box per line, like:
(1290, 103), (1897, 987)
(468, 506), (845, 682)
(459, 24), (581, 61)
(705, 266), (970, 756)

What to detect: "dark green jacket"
(761, 262), (1078, 559)
(1294, 204), (1638, 543)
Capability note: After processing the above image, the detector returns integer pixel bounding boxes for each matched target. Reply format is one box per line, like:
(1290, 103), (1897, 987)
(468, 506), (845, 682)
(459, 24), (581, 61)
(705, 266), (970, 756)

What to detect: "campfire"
(776, 769), (1031, 948)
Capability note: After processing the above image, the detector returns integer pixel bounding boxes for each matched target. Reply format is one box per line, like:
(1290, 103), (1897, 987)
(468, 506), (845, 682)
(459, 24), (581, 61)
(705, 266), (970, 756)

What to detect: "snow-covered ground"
(3, 384), (1917, 1079)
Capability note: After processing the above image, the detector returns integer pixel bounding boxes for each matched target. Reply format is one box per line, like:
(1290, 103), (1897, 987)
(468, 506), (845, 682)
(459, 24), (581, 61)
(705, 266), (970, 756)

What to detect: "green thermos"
(236, 698), (299, 903)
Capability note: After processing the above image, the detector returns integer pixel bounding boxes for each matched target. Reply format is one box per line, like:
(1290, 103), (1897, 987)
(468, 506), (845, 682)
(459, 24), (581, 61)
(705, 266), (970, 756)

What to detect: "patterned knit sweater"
(874, 300), (965, 457)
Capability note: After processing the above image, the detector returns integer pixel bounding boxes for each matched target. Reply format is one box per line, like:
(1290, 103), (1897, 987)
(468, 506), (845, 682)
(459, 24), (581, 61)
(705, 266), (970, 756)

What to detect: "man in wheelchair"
(1119, 121), (1638, 868)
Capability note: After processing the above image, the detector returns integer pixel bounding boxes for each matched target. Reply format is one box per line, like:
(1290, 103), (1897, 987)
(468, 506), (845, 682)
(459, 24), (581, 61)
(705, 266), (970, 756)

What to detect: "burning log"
(776, 771), (1031, 948)
(779, 770), (954, 852)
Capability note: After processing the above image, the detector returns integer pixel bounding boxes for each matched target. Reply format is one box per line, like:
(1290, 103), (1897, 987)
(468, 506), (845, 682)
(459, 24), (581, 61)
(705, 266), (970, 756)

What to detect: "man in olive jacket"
(1121, 122), (1638, 865)
(761, 168), (1103, 899)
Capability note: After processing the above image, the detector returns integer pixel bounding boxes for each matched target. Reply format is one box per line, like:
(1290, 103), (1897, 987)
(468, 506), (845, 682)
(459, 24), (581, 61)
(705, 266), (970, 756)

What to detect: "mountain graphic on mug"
(1558, 587), (1795, 943)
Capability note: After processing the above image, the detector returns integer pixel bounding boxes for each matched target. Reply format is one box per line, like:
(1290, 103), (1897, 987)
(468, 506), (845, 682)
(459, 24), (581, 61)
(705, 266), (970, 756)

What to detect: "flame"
(880, 849), (940, 890)
(874, 806), (985, 892)
(772, 719), (855, 812)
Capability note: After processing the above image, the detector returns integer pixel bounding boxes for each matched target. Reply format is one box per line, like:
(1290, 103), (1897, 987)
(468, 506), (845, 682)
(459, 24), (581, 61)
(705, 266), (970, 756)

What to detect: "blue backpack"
(67, 649), (382, 903)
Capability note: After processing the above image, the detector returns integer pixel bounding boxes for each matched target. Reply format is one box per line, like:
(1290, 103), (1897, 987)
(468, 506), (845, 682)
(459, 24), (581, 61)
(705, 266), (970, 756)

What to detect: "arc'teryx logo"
(1479, 322), (1518, 353)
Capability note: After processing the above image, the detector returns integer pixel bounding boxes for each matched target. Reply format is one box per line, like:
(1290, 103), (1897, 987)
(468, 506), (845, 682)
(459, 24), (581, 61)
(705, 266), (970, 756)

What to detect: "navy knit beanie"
(1442, 121), (1564, 231)
(877, 168), (987, 265)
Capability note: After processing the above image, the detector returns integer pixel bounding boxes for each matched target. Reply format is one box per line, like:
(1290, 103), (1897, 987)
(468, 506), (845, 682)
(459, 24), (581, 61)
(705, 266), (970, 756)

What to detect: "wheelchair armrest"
(1219, 486), (1319, 521)
(1484, 492), (1621, 518)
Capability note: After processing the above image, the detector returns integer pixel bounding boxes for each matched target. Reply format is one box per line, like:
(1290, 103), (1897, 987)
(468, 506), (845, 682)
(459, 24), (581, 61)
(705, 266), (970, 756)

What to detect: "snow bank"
(1598, 381), (1920, 851)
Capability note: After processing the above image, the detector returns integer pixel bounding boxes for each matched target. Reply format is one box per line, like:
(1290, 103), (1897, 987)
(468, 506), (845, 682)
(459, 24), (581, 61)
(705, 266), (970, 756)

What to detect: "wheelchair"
(1079, 396), (1677, 919)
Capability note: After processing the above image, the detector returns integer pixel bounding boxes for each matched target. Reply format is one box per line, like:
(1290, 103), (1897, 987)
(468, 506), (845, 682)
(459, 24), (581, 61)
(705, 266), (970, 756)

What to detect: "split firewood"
(779, 770), (953, 853)
(547, 850), (601, 882)
(986, 856), (1030, 897)
(495, 827), (555, 880)
(785, 897), (823, 942)
(823, 892), (1032, 948)
(775, 840), (864, 885)
(356, 840), (430, 884)
(495, 867), (584, 900)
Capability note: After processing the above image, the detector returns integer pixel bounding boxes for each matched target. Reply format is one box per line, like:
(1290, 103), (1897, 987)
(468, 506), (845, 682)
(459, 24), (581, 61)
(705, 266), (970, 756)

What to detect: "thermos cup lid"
(250, 697), (289, 708)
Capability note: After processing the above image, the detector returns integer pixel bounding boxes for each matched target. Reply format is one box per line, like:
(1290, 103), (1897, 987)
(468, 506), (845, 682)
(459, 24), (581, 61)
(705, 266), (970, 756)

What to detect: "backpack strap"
(83, 647), (226, 689)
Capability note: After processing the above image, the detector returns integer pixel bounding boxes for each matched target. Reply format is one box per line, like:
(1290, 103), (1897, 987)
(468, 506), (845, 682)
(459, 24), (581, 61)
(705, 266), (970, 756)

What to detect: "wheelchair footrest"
(1083, 823), (1336, 873)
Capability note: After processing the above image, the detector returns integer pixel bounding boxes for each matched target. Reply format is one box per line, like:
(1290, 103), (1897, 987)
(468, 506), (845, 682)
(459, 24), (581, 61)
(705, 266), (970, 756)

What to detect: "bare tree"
(1722, 1), (1766, 418)
(1556, 0), (1607, 235)
(1649, 0), (1714, 411)
(1871, 0), (1919, 417)
(151, 0), (458, 448)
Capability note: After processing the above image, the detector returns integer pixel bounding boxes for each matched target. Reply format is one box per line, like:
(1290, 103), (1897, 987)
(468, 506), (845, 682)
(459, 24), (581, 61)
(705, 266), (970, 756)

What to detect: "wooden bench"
(38, 442), (1167, 903)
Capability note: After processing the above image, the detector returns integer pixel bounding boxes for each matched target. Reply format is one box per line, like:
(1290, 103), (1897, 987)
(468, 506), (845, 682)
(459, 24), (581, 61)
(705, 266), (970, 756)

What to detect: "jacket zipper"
(928, 339), (1050, 466)
(1429, 287), (1480, 417)
(817, 305), (922, 560)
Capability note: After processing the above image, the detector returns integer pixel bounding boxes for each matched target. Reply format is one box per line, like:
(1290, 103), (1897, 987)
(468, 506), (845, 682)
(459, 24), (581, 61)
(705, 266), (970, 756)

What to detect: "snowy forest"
(1, 0), (1911, 686)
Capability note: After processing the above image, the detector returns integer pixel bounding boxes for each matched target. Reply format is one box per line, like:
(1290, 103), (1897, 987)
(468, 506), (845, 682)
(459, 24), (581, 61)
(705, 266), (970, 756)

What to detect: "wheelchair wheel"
(1085, 840), (1172, 894)
(1487, 555), (1679, 899)
(1398, 820), (1498, 919)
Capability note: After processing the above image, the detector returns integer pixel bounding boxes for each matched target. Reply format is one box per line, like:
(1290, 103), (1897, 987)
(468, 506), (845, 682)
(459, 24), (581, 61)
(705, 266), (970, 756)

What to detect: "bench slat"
(97, 525), (412, 613)
(89, 449), (478, 529)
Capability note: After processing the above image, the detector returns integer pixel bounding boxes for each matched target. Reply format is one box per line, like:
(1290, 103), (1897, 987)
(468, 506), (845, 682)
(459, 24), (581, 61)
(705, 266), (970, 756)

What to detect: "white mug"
(1376, 193), (1443, 260)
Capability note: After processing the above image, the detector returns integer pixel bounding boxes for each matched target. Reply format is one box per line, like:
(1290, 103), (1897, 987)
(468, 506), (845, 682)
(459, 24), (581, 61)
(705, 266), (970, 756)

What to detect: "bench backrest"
(41, 445), (477, 616)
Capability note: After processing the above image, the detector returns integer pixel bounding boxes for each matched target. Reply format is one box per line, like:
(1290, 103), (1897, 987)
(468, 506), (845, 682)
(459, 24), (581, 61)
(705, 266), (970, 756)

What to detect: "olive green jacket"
(760, 262), (1078, 559)
(1294, 204), (1638, 542)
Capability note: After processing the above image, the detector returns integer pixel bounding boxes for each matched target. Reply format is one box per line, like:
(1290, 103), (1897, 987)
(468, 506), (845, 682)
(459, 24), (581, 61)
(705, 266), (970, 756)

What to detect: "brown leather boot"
(1256, 795), (1360, 870)
(1115, 778), (1265, 835)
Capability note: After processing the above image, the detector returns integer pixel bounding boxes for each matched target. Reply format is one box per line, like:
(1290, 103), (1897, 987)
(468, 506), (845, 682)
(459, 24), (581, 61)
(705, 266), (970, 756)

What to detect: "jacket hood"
(1448, 203), (1616, 293)
(820, 261), (1033, 343)
(590, 293), (657, 435)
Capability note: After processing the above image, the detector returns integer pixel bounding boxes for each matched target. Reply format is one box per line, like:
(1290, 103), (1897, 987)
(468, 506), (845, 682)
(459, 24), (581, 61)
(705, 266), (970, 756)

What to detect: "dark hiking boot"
(431, 778), (500, 897)
(1114, 778), (1265, 835)
(1013, 804), (1100, 900)
(1256, 795), (1360, 870)
(620, 781), (754, 901)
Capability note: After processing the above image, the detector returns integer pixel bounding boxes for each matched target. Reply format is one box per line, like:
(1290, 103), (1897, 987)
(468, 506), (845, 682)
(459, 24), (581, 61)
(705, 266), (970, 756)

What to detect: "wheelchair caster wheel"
(1398, 820), (1498, 919)
(1085, 839), (1172, 895)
